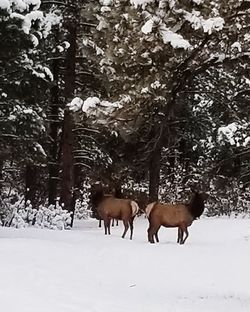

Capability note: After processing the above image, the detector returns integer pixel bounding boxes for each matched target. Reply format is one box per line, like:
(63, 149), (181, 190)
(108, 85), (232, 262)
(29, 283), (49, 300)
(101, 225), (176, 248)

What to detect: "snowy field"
(0, 217), (250, 312)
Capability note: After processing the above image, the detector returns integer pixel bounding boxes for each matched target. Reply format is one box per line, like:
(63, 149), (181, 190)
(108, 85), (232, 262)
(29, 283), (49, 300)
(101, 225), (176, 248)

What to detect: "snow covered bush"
(74, 198), (92, 220)
(34, 204), (72, 230)
(74, 180), (94, 220)
(0, 195), (72, 229)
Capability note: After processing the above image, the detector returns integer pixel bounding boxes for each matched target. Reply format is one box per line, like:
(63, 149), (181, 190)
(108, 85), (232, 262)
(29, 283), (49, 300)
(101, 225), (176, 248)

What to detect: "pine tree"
(95, 0), (250, 199)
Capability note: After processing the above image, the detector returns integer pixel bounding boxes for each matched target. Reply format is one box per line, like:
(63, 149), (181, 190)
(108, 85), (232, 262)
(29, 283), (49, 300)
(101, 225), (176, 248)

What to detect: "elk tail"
(131, 201), (140, 217)
(145, 202), (157, 219)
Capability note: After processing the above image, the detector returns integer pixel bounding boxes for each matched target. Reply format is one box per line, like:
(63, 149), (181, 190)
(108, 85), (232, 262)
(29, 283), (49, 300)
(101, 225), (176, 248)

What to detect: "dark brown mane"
(187, 192), (205, 219)
(90, 188), (105, 209)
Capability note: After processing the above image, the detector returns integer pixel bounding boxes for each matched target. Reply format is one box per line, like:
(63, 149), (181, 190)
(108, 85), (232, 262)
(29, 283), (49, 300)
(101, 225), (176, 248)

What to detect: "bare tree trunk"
(48, 46), (60, 205)
(60, 110), (74, 212)
(149, 145), (162, 202)
(60, 16), (77, 223)
(25, 164), (37, 207)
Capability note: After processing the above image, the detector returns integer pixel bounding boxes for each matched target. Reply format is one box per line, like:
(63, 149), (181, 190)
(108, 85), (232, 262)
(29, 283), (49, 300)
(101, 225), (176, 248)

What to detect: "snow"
(67, 97), (84, 112)
(0, 0), (41, 11)
(10, 10), (44, 35)
(3, 1), (60, 40)
(185, 12), (224, 34)
(218, 123), (238, 145)
(202, 17), (224, 34)
(40, 11), (62, 38)
(141, 19), (154, 34)
(22, 11), (44, 34)
(0, 217), (249, 312)
(82, 97), (100, 113)
(67, 97), (122, 120)
(160, 26), (191, 49)
(218, 122), (250, 147)
(130, 0), (155, 9)
(231, 42), (242, 52)
(192, 0), (204, 4)
(34, 142), (47, 157)
(0, 0), (10, 10)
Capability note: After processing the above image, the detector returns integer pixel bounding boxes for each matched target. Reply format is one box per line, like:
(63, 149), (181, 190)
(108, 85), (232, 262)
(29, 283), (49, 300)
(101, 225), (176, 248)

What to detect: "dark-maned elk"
(91, 184), (121, 228)
(146, 190), (207, 244)
(92, 188), (139, 239)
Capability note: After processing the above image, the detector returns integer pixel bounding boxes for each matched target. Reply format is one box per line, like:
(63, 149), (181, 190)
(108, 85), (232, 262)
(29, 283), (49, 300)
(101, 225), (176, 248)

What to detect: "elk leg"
(147, 227), (152, 243)
(122, 220), (129, 239)
(147, 228), (154, 243)
(147, 226), (156, 243)
(181, 227), (189, 244)
(177, 227), (183, 244)
(103, 219), (108, 235)
(155, 230), (159, 243)
(107, 218), (111, 235)
(149, 224), (160, 243)
(116, 219), (118, 226)
(99, 219), (102, 228)
(111, 219), (114, 227)
(129, 217), (135, 240)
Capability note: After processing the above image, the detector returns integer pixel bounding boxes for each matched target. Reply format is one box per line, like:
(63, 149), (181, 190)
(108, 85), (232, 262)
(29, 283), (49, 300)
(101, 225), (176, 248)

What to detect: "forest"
(0, 0), (249, 229)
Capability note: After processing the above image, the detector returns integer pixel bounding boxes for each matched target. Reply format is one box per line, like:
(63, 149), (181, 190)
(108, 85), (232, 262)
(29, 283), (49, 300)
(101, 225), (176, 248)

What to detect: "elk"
(146, 190), (207, 244)
(92, 188), (139, 239)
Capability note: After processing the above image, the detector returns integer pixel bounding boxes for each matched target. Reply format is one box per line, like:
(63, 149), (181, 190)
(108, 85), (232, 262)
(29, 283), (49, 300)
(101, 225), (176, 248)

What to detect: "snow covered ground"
(0, 217), (250, 312)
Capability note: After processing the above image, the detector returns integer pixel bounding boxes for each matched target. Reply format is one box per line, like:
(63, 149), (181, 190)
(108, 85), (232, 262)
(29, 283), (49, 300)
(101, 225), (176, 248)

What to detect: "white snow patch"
(0, 218), (250, 312)
(30, 34), (39, 46)
(160, 26), (191, 49)
(141, 19), (154, 34)
(130, 0), (155, 8)
(202, 17), (224, 34)
(0, 0), (10, 10)
(34, 142), (47, 157)
(218, 122), (249, 147)
(43, 66), (53, 81)
(231, 42), (242, 52)
(100, 0), (112, 5)
(185, 12), (224, 34)
(82, 97), (100, 114)
(192, 0), (204, 3)
(67, 97), (84, 112)
(40, 11), (62, 38)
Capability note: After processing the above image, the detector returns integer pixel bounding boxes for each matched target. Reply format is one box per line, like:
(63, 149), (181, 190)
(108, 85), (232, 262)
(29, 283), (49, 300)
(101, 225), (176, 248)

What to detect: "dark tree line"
(0, 0), (249, 226)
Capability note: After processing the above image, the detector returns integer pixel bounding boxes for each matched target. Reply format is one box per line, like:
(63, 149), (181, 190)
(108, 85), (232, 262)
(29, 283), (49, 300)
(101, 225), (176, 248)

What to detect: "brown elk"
(90, 184), (121, 228)
(146, 190), (207, 244)
(91, 188), (140, 239)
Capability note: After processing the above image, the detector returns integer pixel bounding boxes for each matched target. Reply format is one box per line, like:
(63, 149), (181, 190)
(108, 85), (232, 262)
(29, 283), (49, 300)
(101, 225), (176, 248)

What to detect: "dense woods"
(0, 0), (249, 228)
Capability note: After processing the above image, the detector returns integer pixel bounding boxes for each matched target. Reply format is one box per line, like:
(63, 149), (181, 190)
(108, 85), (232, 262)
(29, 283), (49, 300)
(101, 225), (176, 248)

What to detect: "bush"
(0, 195), (72, 229)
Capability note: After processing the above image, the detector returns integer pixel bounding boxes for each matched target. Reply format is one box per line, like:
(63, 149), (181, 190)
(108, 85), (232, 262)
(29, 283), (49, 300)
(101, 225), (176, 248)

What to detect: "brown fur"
(97, 195), (139, 239)
(146, 191), (206, 244)
(90, 184), (121, 228)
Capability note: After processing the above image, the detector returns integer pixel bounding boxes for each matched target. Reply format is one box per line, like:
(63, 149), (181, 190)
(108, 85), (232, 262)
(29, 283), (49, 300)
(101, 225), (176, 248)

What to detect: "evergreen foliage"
(0, 0), (249, 226)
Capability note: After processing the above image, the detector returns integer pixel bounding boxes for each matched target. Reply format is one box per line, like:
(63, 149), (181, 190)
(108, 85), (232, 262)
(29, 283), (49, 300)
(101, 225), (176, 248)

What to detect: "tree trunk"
(60, 110), (74, 213)
(25, 164), (37, 207)
(70, 163), (81, 227)
(48, 49), (60, 205)
(60, 15), (77, 222)
(148, 145), (162, 202)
